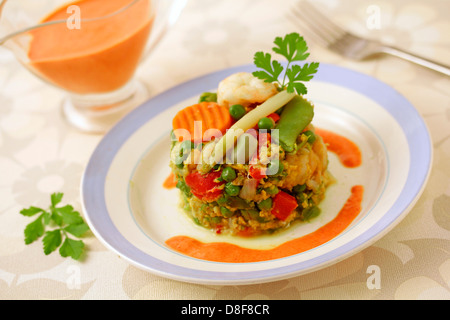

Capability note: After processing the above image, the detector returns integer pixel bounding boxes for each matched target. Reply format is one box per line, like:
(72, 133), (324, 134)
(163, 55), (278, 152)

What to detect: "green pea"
(243, 209), (265, 222)
(226, 196), (251, 209)
(293, 184), (306, 194)
(193, 217), (201, 225)
(220, 206), (233, 218)
(303, 206), (321, 221)
(229, 104), (246, 120)
(257, 198), (273, 210)
(225, 183), (240, 196)
(241, 210), (250, 220)
(176, 180), (191, 196)
(211, 216), (222, 224)
(277, 161), (284, 174)
(296, 192), (305, 204)
(221, 167), (236, 182)
(258, 117), (274, 130)
(217, 196), (228, 205)
(303, 130), (316, 144)
(198, 92), (217, 103)
(264, 185), (279, 195)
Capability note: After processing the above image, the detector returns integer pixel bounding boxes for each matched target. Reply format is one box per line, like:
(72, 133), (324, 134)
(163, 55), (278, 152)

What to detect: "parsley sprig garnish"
(20, 192), (90, 260)
(252, 32), (319, 95)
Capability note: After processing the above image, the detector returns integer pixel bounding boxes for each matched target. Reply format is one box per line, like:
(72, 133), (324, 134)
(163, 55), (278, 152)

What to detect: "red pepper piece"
(267, 113), (280, 123)
(185, 171), (224, 201)
(249, 164), (266, 180)
(271, 191), (298, 220)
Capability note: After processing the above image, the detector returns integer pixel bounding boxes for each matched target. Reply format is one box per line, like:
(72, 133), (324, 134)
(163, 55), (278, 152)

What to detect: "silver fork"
(288, 1), (450, 77)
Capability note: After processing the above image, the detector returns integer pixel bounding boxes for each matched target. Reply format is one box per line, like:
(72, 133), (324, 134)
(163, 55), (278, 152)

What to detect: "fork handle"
(381, 46), (450, 77)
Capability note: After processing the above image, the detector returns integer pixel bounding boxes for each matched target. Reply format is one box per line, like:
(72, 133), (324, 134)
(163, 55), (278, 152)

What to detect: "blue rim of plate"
(81, 63), (432, 284)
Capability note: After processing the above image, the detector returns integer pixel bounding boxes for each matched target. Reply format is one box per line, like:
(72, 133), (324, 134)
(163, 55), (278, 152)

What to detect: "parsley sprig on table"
(252, 32), (319, 95)
(20, 192), (90, 260)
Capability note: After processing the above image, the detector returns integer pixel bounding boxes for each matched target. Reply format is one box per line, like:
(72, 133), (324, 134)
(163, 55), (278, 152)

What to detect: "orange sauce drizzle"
(165, 185), (364, 263)
(315, 128), (362, 168)
(163, 172), (177, 189)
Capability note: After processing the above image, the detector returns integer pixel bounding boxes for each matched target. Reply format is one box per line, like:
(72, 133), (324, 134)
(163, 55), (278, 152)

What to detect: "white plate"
(81, 63), (432, 285)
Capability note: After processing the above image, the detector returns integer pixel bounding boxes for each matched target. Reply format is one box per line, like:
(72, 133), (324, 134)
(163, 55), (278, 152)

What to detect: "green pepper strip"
(275, 95), (314, 153)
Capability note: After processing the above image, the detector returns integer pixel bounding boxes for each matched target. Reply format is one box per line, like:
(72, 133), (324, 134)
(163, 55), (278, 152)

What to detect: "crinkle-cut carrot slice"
(172, 102), (232, 142)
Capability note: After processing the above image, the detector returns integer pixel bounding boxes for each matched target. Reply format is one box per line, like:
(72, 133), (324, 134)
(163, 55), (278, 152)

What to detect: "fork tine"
(286, 11), (331, 47)
(299, 1), (347, 39)
(289, 5), (339, 45)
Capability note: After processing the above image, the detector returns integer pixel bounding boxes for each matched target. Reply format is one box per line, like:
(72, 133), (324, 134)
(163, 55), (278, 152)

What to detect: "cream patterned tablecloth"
(1, 0), (449, 300)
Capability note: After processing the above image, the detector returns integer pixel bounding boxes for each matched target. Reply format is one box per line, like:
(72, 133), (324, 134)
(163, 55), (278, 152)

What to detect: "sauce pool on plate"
(315, 128), (362, 168)
(163, 172), (177, 189)
(166, 185), (364, 262)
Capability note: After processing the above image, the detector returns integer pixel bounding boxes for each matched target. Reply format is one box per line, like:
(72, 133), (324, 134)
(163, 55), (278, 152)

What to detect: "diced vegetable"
(211, 216), (222, 224)
(249, 164), (266, 180)
(293, 184), (306, 194)
(224, 183), (240, 196)
(239, 178), (259, 200)
(184, 171), (224, 201)
(303, 130), (316, 144)
(303, 206), (321, 221)
(199, 92), (217, 103)
(264, 185), (279, 195)
(176, 180), (191, 197)
(275, 96), (314, 152)
(229, 104), (246, 120)
(271, 191), (298, 220)
(220, 194), (250, 209)
(267, 112), (280, 123)
(172, 102), (232, 142)
(257, 117), (274, 130)
(242, 209), (265, 222)
(220, 206), (233, 218)
(257, 198), (273, 210)
(221, 167), (236, 182)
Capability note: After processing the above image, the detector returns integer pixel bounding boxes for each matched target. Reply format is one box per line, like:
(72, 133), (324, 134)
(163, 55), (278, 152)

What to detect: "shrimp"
(217, 72), (278, 109)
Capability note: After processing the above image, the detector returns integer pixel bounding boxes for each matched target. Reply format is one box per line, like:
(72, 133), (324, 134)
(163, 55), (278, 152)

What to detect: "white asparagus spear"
(213, 90), (296, 164)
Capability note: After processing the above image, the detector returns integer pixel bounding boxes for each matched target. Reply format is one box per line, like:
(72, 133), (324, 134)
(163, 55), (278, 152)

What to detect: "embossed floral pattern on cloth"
(0, 0), (449, 299)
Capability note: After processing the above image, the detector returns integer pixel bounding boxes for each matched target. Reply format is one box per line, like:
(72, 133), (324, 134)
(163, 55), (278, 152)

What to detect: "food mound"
(168, 33), (333, 236)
